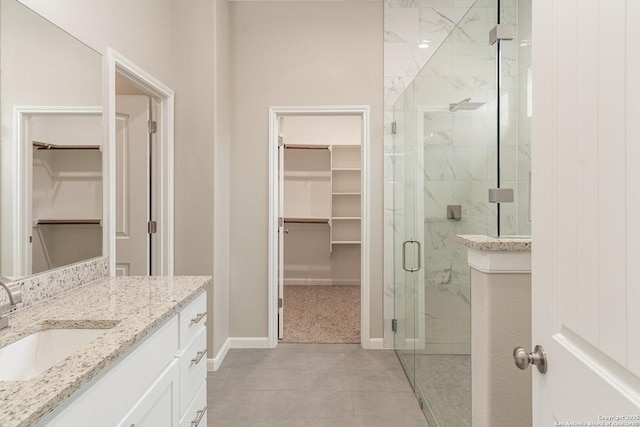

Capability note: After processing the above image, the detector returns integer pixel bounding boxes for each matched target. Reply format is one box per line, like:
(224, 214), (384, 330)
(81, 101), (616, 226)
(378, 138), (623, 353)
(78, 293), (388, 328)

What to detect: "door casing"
(105, 49), (174, 276)
(268, 106), (371, 348)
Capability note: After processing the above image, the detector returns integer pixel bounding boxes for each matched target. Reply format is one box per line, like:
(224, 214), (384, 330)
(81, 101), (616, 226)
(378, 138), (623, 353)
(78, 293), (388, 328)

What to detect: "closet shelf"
(33, 141), (101, 150)
(284, 171), (330, 178)
(34, 219), (102, 226)
(331, 240), (361, 245)
(284, 217), (330, 224)
(332, 217), (360, 220)
(332, 167), (360, 172)
(284, 144), (329, 150)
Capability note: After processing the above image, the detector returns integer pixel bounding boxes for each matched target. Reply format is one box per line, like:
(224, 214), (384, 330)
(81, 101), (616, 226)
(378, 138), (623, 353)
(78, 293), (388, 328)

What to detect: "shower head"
(449, 98), (486, 112)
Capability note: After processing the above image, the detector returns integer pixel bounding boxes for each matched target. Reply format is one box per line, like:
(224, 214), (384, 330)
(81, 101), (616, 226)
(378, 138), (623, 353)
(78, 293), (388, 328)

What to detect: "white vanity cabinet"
(116, 360), (180, 427)
(36, 290), (207, 427)
(176, 291), (208, 427)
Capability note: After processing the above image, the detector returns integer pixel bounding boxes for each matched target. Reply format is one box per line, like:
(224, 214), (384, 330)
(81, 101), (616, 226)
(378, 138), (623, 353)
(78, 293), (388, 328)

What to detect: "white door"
(115, 95), (150, 276)
(531, 0), (640, 424)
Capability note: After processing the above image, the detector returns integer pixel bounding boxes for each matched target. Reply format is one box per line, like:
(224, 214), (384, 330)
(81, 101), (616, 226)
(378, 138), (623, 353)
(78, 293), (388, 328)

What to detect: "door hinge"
(391, 318), (398, 333)
(278, 298), (283, 308)
(148, 220), (158, 234)
(147, 120), (157, 134)
(29, 236), (33, 243)
(391, 121), (397, 135)
(489, 24), (515, 45)
(278, 135), (284, 147)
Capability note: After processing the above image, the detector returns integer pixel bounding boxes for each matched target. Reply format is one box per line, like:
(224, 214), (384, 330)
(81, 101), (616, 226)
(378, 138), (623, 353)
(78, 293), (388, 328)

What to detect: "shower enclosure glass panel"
(392, 83), (424, 392)
(494, 0), (533, 236)
(390, 0), (530, 425)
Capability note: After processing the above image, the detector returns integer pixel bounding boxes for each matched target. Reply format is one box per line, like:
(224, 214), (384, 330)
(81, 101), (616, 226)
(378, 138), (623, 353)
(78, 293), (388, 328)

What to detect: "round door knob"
(513, 345), (548, 374)
(513, 347), (531, 370)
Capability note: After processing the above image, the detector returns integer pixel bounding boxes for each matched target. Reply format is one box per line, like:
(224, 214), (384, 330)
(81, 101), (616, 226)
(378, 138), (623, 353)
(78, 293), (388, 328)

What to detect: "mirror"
(1, 0), (103, 279)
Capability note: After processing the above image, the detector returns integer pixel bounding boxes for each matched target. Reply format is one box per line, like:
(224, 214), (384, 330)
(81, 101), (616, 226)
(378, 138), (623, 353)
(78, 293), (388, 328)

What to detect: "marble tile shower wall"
(418, 1), (503, 353)
(385, 0), (529, 352)
(383, 0), (476, 345)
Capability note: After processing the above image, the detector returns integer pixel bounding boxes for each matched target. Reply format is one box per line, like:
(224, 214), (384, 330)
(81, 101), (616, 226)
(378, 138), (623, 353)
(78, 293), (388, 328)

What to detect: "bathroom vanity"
(0, 275), (210, 427)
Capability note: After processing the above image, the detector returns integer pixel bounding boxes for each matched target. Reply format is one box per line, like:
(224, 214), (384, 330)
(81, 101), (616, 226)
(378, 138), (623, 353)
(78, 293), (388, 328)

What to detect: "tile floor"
(397, 353), (471, 427)
(207, 344), (429, 426)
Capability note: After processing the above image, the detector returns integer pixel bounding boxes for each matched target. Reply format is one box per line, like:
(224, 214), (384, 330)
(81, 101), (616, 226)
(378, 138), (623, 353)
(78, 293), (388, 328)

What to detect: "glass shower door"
(393, 86), (423, 393)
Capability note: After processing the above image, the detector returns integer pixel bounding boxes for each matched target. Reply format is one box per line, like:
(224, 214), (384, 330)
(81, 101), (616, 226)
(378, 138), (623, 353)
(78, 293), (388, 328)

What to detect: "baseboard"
(366, 338), (385, 350)
(228, 336), (270, 349)
(208, 337), (231, 371)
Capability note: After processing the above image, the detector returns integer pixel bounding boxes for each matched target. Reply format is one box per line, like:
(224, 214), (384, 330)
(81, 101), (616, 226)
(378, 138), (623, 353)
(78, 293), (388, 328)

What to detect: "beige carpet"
(282, 285), (360, 344)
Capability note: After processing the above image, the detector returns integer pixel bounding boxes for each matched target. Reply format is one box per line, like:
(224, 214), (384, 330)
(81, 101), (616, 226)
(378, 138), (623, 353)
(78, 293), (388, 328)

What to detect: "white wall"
(17, 0), (175, 87)
(172, 0), (232, 361)
(229, 1), (384, 340)
(173, 0), (217, 357)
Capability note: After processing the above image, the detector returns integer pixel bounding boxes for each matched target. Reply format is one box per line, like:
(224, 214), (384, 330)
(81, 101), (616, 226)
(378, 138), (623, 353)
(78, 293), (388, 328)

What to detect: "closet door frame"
(105, 49), (175, 276)
(267, 106), (372, 348)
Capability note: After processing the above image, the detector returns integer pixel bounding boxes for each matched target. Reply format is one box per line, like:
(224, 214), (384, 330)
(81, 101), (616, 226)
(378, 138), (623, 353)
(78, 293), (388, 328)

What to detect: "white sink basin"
(0, 328), (109, 381)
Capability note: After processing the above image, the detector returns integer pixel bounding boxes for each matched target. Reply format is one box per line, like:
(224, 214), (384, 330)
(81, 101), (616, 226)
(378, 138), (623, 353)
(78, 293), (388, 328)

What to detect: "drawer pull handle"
(191, 406), (207, 427)
(191, 349), (207, 365)
(190, 312), (206, 325)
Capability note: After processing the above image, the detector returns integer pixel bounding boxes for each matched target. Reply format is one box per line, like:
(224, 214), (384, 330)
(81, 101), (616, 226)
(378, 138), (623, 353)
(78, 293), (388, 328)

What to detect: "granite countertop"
(456, 234), (532, 251)
(0, 275), (210, 427)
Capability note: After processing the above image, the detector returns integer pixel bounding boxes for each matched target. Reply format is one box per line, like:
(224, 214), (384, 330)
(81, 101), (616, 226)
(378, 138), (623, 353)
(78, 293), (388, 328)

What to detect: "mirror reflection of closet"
(28, 112), (102, 274)
(0, 0), (103, 278)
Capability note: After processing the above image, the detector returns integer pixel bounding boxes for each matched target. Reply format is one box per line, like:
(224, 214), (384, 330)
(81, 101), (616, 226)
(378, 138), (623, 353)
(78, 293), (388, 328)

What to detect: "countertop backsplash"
(0, 257), (108, 309)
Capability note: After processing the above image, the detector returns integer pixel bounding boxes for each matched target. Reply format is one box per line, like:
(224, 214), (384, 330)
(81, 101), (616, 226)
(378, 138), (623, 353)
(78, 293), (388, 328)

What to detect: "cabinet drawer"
(179, 291), (207, 348)
(179, 381), (207, 427)
(177, 326), (207, 416)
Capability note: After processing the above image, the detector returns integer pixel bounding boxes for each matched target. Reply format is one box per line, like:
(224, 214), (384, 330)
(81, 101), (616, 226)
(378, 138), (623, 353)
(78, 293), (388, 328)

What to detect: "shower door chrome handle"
(402, 240), (421, 272)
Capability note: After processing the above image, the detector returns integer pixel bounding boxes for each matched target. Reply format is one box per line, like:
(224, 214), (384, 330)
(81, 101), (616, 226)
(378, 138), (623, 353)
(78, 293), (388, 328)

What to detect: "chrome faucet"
(0, 277), (22, 330)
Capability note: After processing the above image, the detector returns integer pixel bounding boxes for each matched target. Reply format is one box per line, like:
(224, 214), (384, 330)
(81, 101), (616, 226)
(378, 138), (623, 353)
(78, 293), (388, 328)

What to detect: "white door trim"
(268, 106), (372, 348)
(105, 49), (174, 276)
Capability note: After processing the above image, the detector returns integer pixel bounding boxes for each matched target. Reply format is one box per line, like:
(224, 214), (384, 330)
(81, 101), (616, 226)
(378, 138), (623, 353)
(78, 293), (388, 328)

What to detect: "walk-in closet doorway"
(268, 107), (371, 347)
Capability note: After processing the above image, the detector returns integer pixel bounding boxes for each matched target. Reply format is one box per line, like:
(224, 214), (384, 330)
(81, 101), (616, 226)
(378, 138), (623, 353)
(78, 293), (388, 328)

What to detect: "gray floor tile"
(220, 349), (273, 369)
(209, 416), (309, 427)
(345, 351), (394, 371)
(207, 346), (430, 427)
(208, 388), (262, 418)
(268, 351), (347, 370)
(351, 390), (426, 421)
(207, 367), (230, 390)
(274, 343), (362, 353)
(306, 416), (429, 427)
(304, 368), (352, 391)
(222, 368), (308, 391)
(255, 390), (354, 418)
(348, 368), (396, 391)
